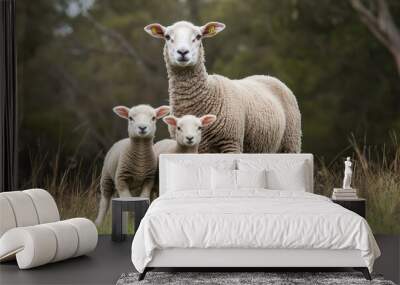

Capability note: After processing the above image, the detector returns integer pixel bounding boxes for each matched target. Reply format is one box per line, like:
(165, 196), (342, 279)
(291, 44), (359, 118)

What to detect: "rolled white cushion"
(42, 221), (79, 262)
(0, 218), (97, 269)
(64, 218), (98, 257)
(23, 189), (60, 224)
(0, 191), (39, 227)
(0, 226), (57, 269)
(0, 189), (60, 239)
(0, 196), (17, 237)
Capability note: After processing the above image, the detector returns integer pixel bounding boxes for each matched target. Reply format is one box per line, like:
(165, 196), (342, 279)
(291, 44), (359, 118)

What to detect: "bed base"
(138, 248), (372, 281)
(138, 267), (371, 281)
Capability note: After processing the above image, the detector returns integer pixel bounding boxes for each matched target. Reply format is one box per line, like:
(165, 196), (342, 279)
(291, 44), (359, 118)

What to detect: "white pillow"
(237, 159), (307, 191)
(212, 168), (237, 190)
(236, 169), (267, 189)
(167, 163), (212, 191)
(266, 168), (306, 191)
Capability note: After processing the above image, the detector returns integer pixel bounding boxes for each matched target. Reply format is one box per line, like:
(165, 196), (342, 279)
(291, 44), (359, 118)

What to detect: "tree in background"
(204, 0), (400, 157)
(350, 0), (400, 76)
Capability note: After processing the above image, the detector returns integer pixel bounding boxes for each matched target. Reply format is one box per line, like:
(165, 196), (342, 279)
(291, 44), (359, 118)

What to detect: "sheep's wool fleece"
(166, 46), (302, 153)
(101, 138), (157, 197)
(153, 139), (198, 156)
(153, 139), (178, 156)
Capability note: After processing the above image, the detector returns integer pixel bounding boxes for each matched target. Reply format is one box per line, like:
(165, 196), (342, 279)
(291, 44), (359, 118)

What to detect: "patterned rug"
(116, 271), (396, 285)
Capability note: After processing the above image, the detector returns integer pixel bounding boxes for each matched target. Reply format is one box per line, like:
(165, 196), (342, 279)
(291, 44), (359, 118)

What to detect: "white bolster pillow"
(0, 196), (17, 237)
(42, 221), (79, 262)
(0, 218), (98, 269)
(0, 226), (57, 268)
(64, 218), (98, 257)
(0, 189), (60, 238)
(23, 189), (60, 224)
(0, 191), (39, 227)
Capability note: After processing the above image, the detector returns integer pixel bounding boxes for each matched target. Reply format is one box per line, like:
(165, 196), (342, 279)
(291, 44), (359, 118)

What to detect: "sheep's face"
(144, 21), (225, 68)
(113, 105), (170, 139)
(163, 114), (217, 147)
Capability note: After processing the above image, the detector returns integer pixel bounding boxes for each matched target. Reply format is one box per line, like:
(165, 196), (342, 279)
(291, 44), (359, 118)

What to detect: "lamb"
(95, 104), (170, 226)
(144, 21), (302, 153)
(150, 114), (216, 199)
(153, 114), (217, 155)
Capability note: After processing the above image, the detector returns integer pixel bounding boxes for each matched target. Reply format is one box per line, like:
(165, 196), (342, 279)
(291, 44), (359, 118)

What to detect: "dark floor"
(0, 235), (399, 285)
(0, 236), (134, 285)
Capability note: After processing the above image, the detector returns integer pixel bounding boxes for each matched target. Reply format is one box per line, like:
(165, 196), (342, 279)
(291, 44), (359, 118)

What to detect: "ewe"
(95, 104), (170, 226)
(144, 21), (302, 153)
(154, 114), (217, 155)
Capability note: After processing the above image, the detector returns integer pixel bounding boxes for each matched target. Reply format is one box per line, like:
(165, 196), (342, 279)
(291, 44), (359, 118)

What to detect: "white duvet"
(131, 190), (380, 273)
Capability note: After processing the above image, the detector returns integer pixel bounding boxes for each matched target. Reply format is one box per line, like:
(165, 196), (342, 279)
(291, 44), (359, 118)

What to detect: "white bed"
(131, 154), (380, 280)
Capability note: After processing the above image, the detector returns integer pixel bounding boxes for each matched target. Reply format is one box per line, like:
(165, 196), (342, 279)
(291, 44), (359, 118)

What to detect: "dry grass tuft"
(23, 136), (400, 234)
(23, 148), (112, 234)
(315, 135), (400, 234)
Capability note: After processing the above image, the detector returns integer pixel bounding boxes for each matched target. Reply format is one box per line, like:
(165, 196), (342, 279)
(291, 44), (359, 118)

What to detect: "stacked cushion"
(0, 189), (60, 236)
(0, 189), (97, 269)
(0, 218), (97, 269)
(0, 196), (17, 237)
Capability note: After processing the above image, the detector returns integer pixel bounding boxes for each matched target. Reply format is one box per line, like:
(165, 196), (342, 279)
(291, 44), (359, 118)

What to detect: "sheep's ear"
(200, 22), (225, 38)
(155, 105), (170, 119)
(163, 116), (177, 127)
(200, 114), (217, 126)
(144, 23), (166, 39)
(113, 106), (130, 119)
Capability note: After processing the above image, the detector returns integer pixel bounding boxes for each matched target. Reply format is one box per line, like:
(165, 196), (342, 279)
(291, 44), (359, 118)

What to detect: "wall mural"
(16, 1), (400, 234)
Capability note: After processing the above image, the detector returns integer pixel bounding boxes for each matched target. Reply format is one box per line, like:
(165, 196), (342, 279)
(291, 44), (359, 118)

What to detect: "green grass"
(23, 137), (400, 235)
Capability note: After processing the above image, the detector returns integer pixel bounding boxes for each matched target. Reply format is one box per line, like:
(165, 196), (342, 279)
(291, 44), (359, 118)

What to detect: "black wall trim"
(0, 0), (17, 192)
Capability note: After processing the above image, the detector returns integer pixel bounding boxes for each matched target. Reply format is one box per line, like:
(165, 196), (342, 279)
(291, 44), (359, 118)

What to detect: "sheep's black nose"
(177, 49), (189, 56)
(186, 136), (194, 142)
(139, 126), (147, 131)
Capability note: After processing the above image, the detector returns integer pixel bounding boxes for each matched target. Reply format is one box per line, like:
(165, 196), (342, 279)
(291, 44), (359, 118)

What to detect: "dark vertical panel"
(0, 0), (17, 192)
(112, 200), (124, 242)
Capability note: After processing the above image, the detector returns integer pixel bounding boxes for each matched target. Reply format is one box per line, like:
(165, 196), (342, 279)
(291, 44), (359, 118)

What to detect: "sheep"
(144, 21), (302, 153)
(95, 104), (170, 226)
(153, 114), (217, 155)
(150, 114), (216, 199)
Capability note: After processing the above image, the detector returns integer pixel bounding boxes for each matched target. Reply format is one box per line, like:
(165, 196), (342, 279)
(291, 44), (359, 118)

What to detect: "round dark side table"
(112, 197), (150, 242)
